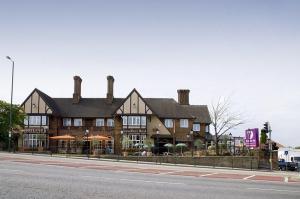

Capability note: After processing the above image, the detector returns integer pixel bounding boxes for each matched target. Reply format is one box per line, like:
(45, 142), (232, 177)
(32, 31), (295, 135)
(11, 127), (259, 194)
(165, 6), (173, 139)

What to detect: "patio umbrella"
(164, 143), (173, 154)
(86, 135), (110, 140)
(134, 143), (144, 148)
(176, 143), (187, 155)
(50, 135), (75, 140)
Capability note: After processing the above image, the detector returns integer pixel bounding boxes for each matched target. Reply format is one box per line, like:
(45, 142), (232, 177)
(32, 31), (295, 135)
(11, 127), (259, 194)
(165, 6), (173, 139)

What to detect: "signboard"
(24, 127), (48, 134)
(284, 151), (288, 155)
(244, 128), (259, 148)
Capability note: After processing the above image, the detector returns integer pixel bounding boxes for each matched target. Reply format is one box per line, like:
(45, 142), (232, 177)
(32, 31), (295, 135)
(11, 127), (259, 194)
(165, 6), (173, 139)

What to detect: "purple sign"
(244, 128), (259, 148)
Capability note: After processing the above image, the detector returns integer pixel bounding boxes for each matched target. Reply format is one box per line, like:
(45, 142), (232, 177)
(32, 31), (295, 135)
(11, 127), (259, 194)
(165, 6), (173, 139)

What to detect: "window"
(164, 119), (173, 128)
(29, 116), (41, 126)
(63, 118), (72, 126)
(23, 133), (47, 148)
(41, 116), (47, 126)
(205, 125), (210, 133)
(193, 123), (200, 131)
(24, 116), (29, 125)
(141, 116), (146, 126)
(74, 118), (82, 126)
(107, 119), (114, 127)
(96, 118), (105, 127)
(122, 116), (127, 125)
(123, 134), (146, 148)
(128, 116), (140, 126)
(180, 119), (189, 128)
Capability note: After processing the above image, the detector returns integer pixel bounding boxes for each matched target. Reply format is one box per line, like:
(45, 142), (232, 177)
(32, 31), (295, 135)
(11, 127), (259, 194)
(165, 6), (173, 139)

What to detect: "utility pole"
(269, 123), (272, 171)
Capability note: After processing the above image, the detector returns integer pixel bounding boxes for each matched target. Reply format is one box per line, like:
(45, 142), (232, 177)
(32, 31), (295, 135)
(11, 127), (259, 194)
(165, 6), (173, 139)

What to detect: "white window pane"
(74, 119), (82, 126)
(96, 119), (104, 126)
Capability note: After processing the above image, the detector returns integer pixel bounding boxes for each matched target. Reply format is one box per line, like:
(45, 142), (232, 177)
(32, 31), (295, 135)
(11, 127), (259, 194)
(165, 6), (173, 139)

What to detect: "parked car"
(278, 159), (298, 171)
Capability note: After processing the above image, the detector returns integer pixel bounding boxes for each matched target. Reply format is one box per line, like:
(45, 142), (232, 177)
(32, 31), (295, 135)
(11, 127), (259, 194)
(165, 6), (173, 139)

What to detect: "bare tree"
(210, 97), (244, 155)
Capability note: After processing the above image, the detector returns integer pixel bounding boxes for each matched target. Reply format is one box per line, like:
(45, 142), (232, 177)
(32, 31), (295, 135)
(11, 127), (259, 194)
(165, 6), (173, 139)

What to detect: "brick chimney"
(106, 75), (114, 104)
(177, 89), (190, 105)
(73, 76), (82, 104)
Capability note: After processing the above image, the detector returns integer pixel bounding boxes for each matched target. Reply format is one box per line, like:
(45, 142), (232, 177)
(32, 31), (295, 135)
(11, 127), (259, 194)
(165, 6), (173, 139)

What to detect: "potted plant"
(121, 136), (132, 157)
(194, 139), (205, 157)
(143, 138), (154, 156)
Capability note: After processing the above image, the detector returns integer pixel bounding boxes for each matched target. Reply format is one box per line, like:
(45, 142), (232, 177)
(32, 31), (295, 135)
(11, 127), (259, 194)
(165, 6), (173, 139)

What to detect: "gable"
(116, 89), (153, 115)
(22, 90), (53, 114)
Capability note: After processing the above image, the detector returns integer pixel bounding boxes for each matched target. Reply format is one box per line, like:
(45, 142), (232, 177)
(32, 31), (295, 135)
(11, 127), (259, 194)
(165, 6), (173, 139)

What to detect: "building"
(19, 76), (211, 155)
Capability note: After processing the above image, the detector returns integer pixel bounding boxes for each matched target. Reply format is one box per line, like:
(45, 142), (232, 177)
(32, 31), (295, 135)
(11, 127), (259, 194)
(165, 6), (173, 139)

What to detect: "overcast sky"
(0, 0), (299, 147)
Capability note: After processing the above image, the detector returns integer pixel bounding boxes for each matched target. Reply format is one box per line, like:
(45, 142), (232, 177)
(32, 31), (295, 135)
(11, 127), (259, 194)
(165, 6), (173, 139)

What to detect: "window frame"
(63, 118), (72, 127)
(73, 118), (83, 127)
(180, 119), (189, 128)
(96, 118), (105, 127)
(107, 118), (114, 127)
(193, 123), (201, 132)
(164, 119), (173, 128)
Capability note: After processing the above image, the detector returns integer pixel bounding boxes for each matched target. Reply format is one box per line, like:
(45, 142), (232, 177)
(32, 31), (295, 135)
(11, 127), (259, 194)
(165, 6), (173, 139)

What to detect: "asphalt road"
(0, 154), (300, 199)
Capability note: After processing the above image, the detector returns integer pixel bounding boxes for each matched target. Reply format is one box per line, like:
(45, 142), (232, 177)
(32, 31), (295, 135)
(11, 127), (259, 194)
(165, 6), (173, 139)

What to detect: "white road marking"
(119, 178), (185, 185)
(81, 175), (184, 185)
(243, 175), (255, 180)
(200, 172), (218, 177)
(247, 187), (300, 193)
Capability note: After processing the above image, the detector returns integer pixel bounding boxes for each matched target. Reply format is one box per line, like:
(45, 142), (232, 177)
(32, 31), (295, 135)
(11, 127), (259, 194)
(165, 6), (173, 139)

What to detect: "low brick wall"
(105, 156), (259, 169)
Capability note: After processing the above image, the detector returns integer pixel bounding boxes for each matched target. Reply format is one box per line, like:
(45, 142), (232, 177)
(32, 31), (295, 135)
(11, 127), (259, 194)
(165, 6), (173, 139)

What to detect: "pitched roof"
(23, 89), (211, 123)
(52, 98), (123, 118)
(144, 98), (193, 119)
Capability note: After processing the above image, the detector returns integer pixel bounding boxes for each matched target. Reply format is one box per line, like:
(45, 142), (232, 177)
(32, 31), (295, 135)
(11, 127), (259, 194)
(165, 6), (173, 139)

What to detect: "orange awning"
(50, 135), (75, 140)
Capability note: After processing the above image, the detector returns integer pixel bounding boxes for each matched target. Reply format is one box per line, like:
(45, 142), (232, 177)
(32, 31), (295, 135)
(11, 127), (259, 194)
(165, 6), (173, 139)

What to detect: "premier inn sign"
(244, 128), (259, 148)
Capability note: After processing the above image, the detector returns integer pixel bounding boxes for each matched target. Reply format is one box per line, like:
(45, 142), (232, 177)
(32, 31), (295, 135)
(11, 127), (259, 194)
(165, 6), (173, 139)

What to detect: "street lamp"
(6, 56), (14, 153)
(120, 130), (124, 155)
(156, 130), (159, 155)
(190, 130), (194, 157)
(85, 129), (89, 157)
(229, 133), (232, 155)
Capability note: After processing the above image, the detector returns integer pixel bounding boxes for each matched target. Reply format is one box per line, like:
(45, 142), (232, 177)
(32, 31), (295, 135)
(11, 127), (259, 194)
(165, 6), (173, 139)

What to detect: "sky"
(0, 0), (299, 147)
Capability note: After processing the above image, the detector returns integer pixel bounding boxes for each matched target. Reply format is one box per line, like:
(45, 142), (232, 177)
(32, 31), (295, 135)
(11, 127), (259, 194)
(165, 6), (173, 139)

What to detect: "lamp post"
(190, 130), (194, 157)
(156, 130), (159, 155)
(229, 133), (232, 155)
(6, 56), (14, 153)
(120, 130), (123, 155)
(186, 134), (190, 156)
(85, 129), (89, 157)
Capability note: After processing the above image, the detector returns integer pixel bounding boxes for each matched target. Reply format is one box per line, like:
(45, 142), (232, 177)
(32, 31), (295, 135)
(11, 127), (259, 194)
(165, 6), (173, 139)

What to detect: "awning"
(50, 135), (75, 140)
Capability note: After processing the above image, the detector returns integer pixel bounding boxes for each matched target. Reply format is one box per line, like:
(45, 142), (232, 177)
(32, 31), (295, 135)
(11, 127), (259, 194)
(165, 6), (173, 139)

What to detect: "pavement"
(1, 152), (300, 199)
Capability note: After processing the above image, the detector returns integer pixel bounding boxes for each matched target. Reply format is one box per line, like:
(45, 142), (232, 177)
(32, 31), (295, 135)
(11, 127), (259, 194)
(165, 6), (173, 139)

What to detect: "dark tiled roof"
(27, 89), (211, 123)
(182, 105), (212, 124)
(53, 98), (124, 118)
(144, 98), (193, 119)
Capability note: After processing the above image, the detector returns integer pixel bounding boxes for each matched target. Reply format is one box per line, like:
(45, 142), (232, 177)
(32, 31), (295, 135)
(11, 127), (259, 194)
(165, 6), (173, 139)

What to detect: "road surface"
(0, 153), (299, 199)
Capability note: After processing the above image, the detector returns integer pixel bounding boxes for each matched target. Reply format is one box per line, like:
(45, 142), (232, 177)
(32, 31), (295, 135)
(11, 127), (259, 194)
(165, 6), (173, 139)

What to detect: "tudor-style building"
(19, 76), (211, 154)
